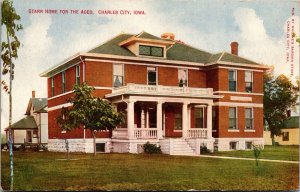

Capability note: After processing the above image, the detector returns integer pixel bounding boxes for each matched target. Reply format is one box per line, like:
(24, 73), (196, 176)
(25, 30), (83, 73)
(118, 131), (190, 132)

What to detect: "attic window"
(139, 45), (163, 57)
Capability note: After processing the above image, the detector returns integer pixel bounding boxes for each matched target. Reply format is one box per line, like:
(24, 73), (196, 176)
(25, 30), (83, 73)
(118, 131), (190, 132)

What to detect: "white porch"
(107, 83), (221, 141)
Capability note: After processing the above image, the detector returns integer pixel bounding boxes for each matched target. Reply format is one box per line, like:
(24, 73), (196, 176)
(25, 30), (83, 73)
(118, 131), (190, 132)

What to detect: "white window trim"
(147, 66), (157, 85)
(138, 43), (166, 59)
(113, 63), (124, 87)
(229, 69), (237, 92)
(245, 107), (254, 130)
(229, 107), (238, 130)
(62, 71), (66, 93)
(76, 65), (80, 85)
(245, 71), (253, 93)
(51, 77), (54, 96)
(178, 68), (189, 87)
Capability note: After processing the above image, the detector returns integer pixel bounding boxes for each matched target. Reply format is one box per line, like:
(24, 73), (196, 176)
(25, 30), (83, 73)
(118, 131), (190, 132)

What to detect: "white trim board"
(213, 91), (263, 96)
(213, 102), (263, 108)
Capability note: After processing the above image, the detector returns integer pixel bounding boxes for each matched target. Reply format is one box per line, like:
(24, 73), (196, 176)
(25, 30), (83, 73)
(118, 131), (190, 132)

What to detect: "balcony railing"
(106, 83), (213, 98)
(187, 128), (208, 138)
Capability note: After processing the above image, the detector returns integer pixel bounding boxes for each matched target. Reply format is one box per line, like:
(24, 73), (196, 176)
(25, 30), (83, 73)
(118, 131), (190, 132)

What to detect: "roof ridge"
(173, 40), (213, 56)
(217, 52), (226, 63)
(220, 51), (260, 65)
(87, 32), (135, 53)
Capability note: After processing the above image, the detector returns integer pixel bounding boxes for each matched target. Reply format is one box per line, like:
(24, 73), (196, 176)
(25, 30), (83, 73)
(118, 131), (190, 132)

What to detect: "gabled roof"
(136, 31), (161, 40)
(25, 98), (48, 115)
(7, 116), (38, 130)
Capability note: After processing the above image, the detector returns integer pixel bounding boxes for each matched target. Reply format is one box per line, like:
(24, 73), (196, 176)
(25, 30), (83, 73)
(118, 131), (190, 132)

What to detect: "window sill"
(244, 129), (255, 132)
(212, 130), (217, 132)
(228, 129), (239, 132)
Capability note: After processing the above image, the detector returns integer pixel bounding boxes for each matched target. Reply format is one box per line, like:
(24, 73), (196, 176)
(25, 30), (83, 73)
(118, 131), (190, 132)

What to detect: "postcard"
(1, 0), (299, 191)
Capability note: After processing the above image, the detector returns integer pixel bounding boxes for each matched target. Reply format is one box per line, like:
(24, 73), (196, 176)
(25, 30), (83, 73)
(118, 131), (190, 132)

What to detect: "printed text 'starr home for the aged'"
(40, 31), (270, 155)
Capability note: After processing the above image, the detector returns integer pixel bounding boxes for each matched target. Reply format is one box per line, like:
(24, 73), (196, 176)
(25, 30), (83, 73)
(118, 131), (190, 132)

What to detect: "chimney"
(161, 32), (175, 40)
(32, 90), (35, 98)
(230, 42), (239, 55)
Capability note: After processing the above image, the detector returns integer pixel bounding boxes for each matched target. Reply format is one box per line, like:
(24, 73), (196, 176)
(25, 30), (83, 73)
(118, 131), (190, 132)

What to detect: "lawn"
(1, 150), (298, 191)
(210, 145), (299, 161)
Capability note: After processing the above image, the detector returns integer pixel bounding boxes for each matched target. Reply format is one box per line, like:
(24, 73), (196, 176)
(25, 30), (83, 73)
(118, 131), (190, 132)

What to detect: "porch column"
(156, 101), (164, 139)
(127, 100), (135, 139)
(182, 101), (189, 138)
(207, 103), (212, 138)
(141, 107), (145, 128)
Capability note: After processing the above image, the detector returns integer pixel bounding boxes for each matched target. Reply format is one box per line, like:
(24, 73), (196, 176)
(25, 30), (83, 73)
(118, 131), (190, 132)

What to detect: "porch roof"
(5, 116), (38, 130)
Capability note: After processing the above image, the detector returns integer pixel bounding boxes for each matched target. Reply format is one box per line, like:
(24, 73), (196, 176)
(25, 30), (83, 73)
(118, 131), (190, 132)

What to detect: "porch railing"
(112, 128), (128, 139)
(134, 128), (157, 139)
(108, 83), (213, 97)
(187, 128), (208, 138)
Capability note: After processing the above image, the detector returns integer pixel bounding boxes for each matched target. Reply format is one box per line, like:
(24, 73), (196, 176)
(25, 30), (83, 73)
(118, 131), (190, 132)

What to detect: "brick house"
(40, 31), (269, 155)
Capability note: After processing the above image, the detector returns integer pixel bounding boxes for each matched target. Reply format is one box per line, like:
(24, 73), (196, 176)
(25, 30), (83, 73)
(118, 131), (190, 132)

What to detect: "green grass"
(210, 145), (299, 161)
(1, 150), (298, 191)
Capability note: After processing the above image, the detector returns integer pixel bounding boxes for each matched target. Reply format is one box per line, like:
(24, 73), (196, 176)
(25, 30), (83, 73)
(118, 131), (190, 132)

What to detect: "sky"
(1, 0), (299, 131)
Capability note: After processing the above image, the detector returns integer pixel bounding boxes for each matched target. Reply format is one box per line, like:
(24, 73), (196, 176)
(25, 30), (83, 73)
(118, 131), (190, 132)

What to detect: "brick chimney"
(32, 90), (35, 98)
(161, 32), (175, 40)
(230, 42), (239, 55)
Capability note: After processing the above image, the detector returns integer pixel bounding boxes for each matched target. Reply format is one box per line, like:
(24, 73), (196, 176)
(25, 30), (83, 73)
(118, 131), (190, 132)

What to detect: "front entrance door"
(164, 105), (182, 137)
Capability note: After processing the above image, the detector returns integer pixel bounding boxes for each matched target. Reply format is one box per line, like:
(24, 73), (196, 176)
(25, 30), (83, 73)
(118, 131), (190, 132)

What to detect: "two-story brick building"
(40, 31), (269, 155)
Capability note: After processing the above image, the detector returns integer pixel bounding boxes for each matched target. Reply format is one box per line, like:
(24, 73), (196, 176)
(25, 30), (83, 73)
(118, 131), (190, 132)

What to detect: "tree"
(264, 70), (299, 144)
(1, 0), (22, 190)
(57, 82), (124, 156)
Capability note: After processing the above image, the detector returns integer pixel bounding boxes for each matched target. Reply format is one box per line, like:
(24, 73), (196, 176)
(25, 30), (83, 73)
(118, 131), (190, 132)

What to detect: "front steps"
(160, 138), (196, 156)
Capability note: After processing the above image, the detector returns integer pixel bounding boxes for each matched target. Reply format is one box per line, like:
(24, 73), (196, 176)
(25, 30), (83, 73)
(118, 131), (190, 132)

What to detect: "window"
(245, 71), (253, 92)
(229, 70), (237, 91)
(229, 141), (237, 150)
(51, 77), (54, 97)
(174, 113), (182, 130)
(75, 65), (80, 85)
(229, 107), (237, 129)
(33, 130), (38, 138)
(246, 142), (252, 149)
(113, 64), (123, 87)
(212, 107), (216, 130)
(62, 71), (66, 93)
(195, 108), (204, 128)
(282, 132), (289, 141)
(147, 67), (157, 85)
(96, 143), (105, 152)
(178, 69), (188, 87)
(139, 45), (163, 57)
(245, 108), (253, 129)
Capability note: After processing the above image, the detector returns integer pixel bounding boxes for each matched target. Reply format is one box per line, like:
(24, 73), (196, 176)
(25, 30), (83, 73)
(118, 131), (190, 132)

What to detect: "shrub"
(143, 142), (162, 154)
(252, 145), (263, 166)
(200, 144), (210, 154)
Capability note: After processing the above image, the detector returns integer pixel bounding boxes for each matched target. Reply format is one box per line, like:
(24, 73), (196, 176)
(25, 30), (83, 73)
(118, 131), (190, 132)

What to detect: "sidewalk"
(199, 155), (299, 164)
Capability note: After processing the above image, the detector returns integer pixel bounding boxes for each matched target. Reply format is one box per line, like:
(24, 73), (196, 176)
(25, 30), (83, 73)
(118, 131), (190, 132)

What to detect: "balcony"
(106, 83), (214, 98)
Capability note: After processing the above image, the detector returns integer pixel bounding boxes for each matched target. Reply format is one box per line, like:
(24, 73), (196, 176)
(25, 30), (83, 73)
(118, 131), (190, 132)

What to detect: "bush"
(143, 142), (162, 154)
(200, 144), (210, 154)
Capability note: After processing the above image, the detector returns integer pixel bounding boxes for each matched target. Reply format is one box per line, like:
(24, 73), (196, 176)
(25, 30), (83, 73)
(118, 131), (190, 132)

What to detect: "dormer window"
(139, 45), (163, 57)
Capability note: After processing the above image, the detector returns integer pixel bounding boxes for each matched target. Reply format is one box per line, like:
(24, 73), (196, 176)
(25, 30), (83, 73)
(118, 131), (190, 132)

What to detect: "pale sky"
(1, 0), (299, 130)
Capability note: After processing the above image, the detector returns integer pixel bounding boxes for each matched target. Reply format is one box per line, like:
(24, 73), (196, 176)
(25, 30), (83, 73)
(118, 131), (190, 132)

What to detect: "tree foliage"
(1, 0), (22, 82)
(57, 82), (124, 155)
(264, 70), (299, 139)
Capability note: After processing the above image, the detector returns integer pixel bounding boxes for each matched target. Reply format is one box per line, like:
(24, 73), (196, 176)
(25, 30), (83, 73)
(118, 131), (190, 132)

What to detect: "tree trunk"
(7, 29), (14, 191)
(93, 131), (96, 156)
